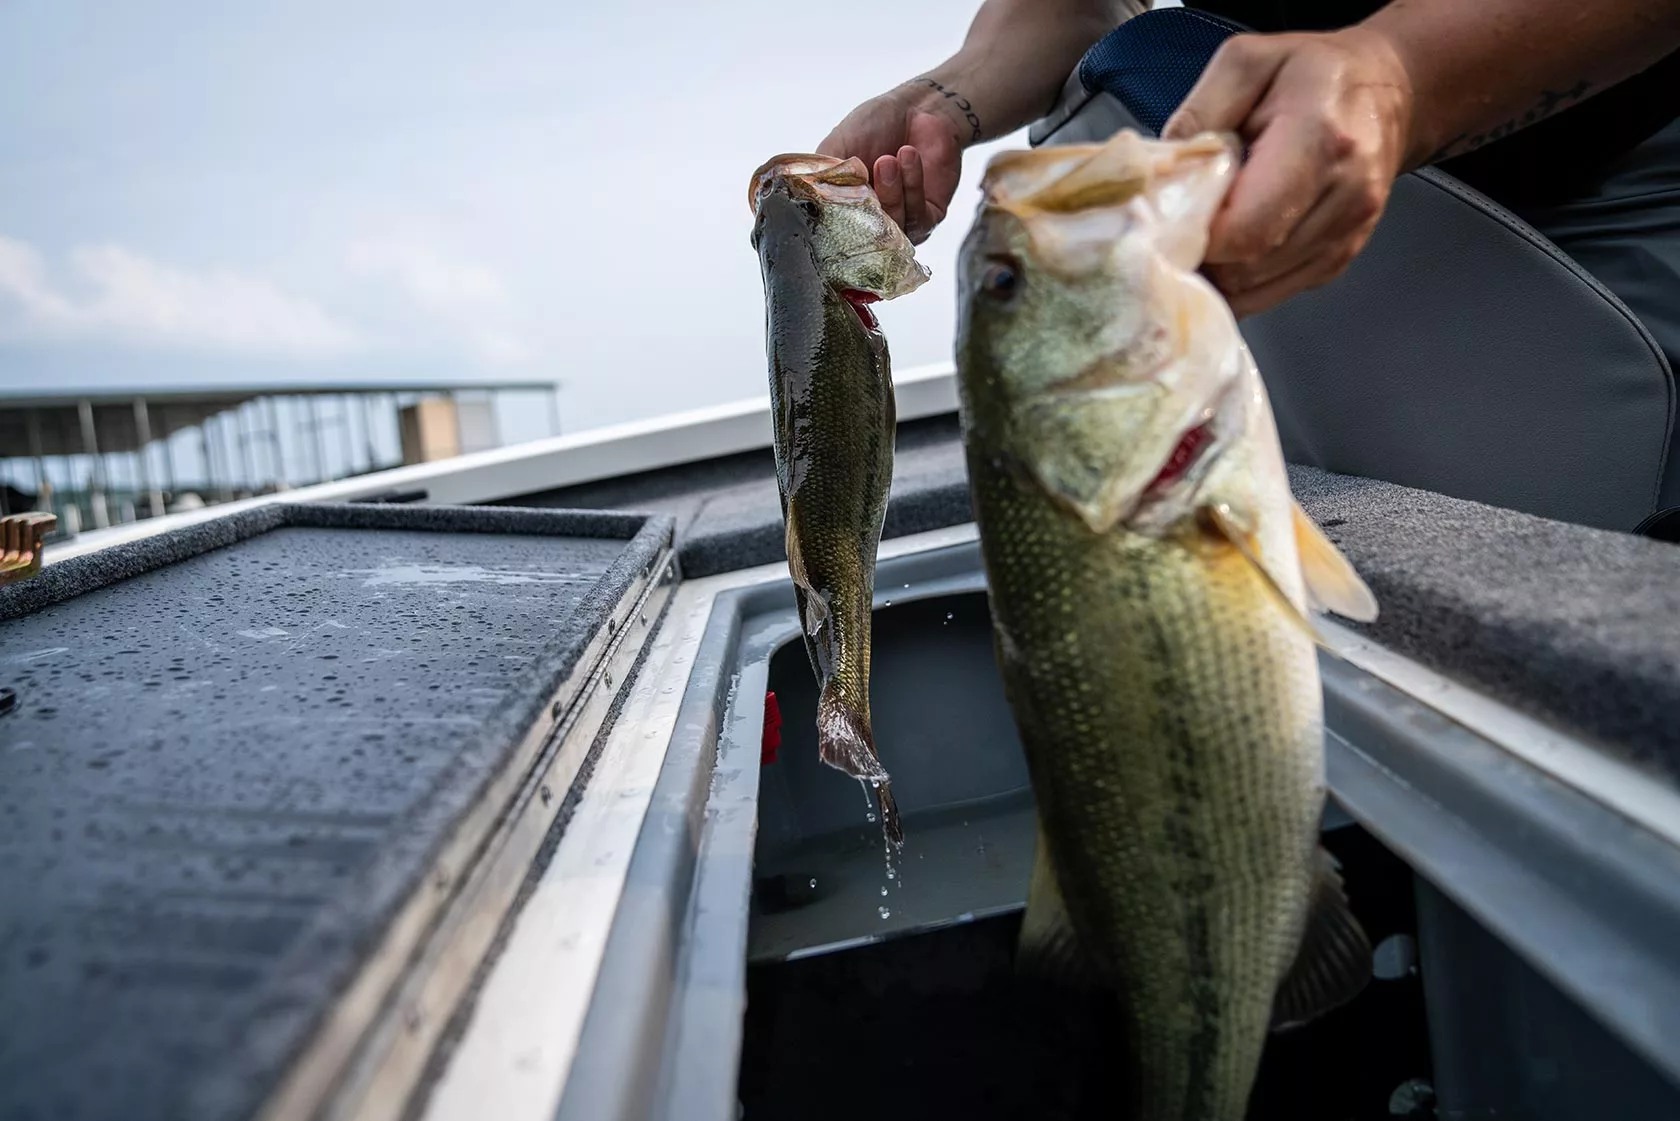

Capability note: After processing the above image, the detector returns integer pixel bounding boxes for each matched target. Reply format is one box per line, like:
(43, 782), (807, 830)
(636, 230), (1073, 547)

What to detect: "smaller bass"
(749, 154), (928, 843)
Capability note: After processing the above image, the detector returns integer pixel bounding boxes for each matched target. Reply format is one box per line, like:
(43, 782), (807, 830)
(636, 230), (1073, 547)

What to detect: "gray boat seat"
(1029, 20), (1676, 533)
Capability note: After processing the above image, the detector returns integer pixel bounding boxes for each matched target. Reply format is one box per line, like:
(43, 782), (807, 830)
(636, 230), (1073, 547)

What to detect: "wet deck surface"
(514, 421), (1680, 789)
(0, 507), (663, 1121)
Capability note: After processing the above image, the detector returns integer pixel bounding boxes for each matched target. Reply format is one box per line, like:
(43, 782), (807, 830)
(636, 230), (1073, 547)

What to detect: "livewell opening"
(737, 591), (1433, 1119)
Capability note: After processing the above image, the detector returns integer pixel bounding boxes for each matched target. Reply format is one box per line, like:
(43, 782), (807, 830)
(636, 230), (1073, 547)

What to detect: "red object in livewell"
(762, 691), (783, 765)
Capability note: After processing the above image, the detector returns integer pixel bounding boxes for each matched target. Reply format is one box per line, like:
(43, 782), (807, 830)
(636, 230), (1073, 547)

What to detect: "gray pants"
(1514, 116), (1680, 509)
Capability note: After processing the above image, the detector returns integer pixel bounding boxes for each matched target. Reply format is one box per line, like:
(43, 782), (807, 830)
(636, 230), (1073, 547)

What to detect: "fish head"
(749, 154), (931, 315)
(956, 129), (1252, 535)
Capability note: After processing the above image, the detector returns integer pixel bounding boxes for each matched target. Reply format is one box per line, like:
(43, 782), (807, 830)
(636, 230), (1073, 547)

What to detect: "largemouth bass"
(954, 129), (1379, 1119)
(749, 154), (929, 844)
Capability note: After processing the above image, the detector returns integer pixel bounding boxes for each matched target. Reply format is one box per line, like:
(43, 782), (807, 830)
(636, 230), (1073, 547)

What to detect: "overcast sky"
(0, 0), (1039, 453)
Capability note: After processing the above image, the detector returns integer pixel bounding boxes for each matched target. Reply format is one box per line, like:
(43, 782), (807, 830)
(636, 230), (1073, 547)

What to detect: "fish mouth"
(839, 287), (882, 334)
(1129, 378), (1244, 526)
(748, 153), (871, 214)
(1142, 418), (1218, 498)
(751, 188), (892, 335)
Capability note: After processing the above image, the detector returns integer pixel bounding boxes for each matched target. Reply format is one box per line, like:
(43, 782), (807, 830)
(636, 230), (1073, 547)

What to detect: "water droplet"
(878, 906), (891, 920)
(866, 812), (876, 823)
(902, 583), (910, 589)
(881, 886), (888, 896)
(886, 867), (895, 879)
(883, 599), (892, 606)
(808, 878), (817, 889)
(944, 612), (954, 622)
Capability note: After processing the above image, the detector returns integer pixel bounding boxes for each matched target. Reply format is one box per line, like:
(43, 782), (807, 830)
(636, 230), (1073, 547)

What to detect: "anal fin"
(1016, 822), (1103, 990)
(1271, 846), (1373, 1031)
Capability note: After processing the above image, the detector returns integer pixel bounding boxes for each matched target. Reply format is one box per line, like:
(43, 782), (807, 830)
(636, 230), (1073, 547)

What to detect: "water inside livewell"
(749, 593), (1039, 961)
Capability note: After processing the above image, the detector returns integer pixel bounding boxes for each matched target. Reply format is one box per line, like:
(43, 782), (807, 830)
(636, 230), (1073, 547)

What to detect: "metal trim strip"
(416, 573), (731, 1121)
(328, 554), (677, 1121)
(1322, 655), (1680, 1089)
(1319, 618), (1680, 850)
(551, 533), (994, 1121)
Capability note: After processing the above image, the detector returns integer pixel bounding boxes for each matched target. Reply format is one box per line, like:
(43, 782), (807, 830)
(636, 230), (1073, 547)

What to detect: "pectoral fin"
(786, 506), (836, 683)
(785, 506), (830, 631)
(1200, 502), (1324, 646)
(784, 503), (811, 590)
(1271, 847), (1373, 1031)
(1016, 823), (1103, 989)
(1291, 501), (1378, 622)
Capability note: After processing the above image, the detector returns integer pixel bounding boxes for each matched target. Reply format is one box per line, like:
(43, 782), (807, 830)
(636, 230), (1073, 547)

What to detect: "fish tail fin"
(816, 686), (903, 845)
(876, 781), (904, 847)
(816, 684), (888, 782)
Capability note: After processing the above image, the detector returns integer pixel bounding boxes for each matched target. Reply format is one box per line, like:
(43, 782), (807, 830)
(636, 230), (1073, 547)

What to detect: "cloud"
(0, 235), (535, 368)
(346, 240), (508, 309)
(470, 329), (532, 364)
(346, 239), (531, 363)
(0, 234), (361, 357)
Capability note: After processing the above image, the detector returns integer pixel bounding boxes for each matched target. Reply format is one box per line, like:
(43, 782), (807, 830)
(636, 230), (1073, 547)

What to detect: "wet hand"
(1162, 27), (1414, 318)
(817, 88), (966, 244)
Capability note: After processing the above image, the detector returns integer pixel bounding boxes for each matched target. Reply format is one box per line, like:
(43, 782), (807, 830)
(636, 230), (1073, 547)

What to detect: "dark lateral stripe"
(1143, 582), (1222, 1119)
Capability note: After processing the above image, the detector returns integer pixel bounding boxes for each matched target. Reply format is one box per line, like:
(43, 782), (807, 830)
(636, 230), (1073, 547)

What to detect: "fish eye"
(981, 258), (1021, 300)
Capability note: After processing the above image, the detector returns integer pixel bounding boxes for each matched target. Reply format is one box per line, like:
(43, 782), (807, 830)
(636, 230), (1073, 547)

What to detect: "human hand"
(817, 84), (968, 244)
(1162, 27), (1415, 318)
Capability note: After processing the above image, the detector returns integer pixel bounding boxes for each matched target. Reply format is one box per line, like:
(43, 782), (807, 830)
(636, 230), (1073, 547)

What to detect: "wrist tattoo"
(913, 77), (984, 142)
(1426, 78), (1593, 163)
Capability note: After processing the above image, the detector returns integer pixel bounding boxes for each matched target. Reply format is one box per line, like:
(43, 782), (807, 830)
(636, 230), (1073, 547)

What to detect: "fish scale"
(955, 128), (1376, 1120)
(973, 461), (1322, 1119)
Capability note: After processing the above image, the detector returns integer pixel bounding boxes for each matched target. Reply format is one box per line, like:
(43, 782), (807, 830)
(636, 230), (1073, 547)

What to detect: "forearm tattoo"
(1426, 78), (1593, 162)
(914, 77), (984, 142)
